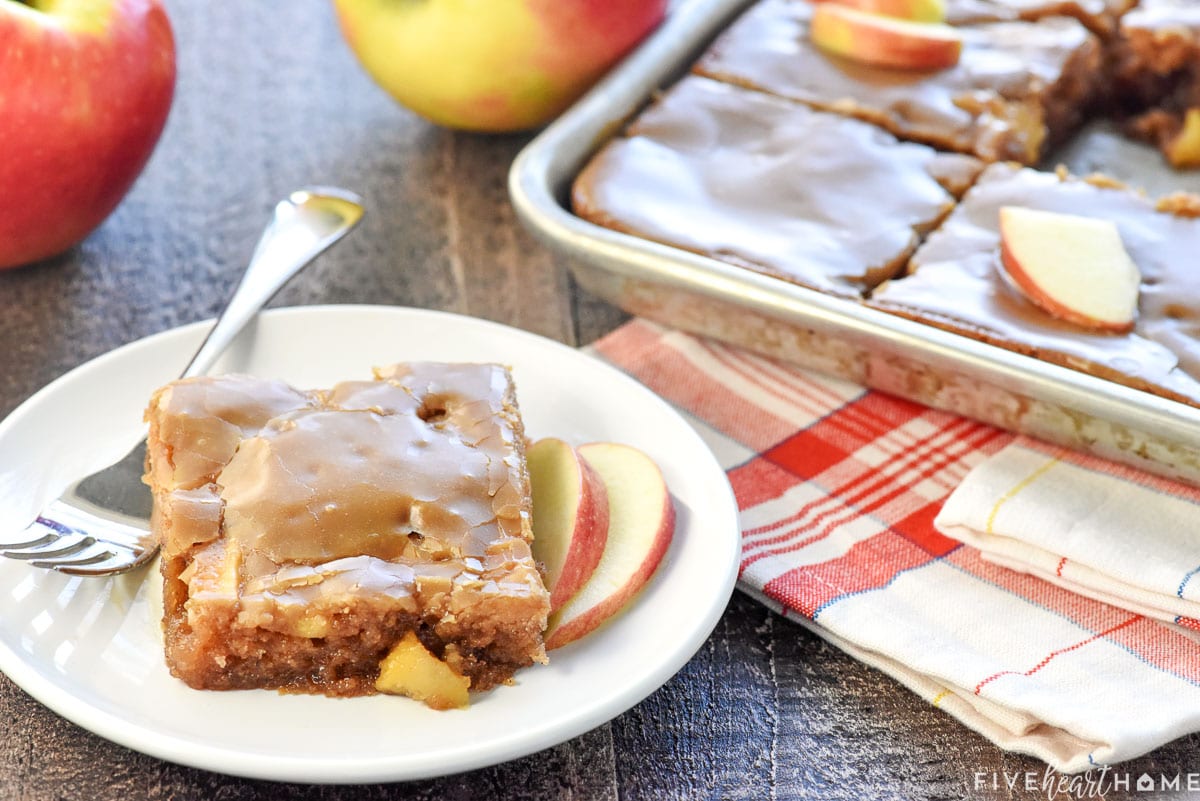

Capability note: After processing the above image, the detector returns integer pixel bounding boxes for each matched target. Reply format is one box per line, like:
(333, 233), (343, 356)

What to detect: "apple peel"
(998, 206), (1142, 333)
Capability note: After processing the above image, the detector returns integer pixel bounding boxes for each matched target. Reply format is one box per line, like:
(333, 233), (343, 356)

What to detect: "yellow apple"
(330, 0), (668, 132)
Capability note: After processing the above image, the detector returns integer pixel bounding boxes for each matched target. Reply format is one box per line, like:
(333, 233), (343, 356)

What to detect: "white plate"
(0, 305), (739, 784)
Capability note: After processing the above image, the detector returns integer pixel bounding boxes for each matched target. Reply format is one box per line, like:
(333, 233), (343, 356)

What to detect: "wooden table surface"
(1, 2), (1195, 799)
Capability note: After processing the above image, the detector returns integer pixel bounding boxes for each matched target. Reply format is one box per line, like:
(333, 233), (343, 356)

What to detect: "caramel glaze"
(144, 364), (547, 637)
(573, 75), (982, 298)
(944, 0), (1135, 38)
(869, 163), (1200, 406)
(693, 0), (1102, 164)
(145, 374), (313, 496)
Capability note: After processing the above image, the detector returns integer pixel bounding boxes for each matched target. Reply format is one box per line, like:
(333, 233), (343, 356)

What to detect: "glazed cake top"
(145, 363), (543, 611)
(694, 0), (1099, 163)
(870, 163), (1200, 404)
(573, 75), (981, 296)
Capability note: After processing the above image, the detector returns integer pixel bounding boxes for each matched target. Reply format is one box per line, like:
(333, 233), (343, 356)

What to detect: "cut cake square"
(572, 75), (983, 298)
(143, 363), (550, 697)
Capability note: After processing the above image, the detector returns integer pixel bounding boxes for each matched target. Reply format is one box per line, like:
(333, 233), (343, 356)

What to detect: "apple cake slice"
(143, 363), (550, 700)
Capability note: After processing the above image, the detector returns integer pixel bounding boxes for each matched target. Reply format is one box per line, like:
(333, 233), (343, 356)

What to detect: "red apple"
(998, 206), (1141, 333)
(810, 3), (963, 71)
(544, 442), (675, 651)
(330, 0), (668, 133)
(0, 0), (175, 270)
(528, 437), (610, 612)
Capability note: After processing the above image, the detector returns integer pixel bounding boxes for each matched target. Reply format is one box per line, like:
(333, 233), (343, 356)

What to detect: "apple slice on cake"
(810, 3), (962, 70)
(998, 206), (1141, 334)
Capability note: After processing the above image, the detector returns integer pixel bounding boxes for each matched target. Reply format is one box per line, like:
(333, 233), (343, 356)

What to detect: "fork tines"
(1, 503), (155, 577)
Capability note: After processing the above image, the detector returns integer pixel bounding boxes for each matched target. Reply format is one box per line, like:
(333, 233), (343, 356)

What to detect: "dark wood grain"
(0, 2), (1196, 800)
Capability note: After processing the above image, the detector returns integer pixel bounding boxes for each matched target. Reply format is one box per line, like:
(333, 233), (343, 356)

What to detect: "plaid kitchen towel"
(592, 319), (1200, 773)
(936, 437), (1200, 633)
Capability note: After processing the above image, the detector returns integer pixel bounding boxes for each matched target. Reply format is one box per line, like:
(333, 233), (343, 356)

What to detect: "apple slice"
(810, 4), (961, 69)
(1166, 108), (1200, 169)
(816, 0), (945, 23)
(998, 206), (1141, 333)
(810, 4), (963, 71)
(544, 443), (675, 651)
(528, 437), (610, 612)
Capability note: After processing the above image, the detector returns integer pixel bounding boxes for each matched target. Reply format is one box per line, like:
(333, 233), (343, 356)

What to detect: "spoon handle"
(180, 186), (365, 379)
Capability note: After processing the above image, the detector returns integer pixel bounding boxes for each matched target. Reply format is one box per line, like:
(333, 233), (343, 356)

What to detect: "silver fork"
(0, 187), (365, 577)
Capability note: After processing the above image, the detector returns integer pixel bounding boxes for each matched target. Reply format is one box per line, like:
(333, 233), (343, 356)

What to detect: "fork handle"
(180, 187), (365, 379)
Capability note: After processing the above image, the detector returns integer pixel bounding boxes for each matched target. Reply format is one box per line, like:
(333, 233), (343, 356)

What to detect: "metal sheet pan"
(509, 0), (1200, 484)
